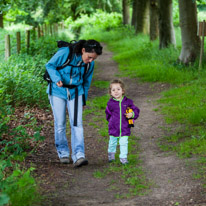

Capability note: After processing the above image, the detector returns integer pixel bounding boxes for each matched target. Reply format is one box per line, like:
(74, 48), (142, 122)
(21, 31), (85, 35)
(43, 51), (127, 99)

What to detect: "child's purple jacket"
(105, 96), (140, 137)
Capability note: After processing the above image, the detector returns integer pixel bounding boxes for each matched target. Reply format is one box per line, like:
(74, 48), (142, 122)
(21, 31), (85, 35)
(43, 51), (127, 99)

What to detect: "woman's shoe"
(74, 158), (88, 168)
(60, 157), (70, 164)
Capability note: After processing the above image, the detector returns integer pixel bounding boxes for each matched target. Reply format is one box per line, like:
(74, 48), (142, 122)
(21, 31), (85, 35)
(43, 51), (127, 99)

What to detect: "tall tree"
(150, 0), (159, 41)
(158, 0), (176, 49)
(0, 0), (11, 28)
(131, 0), (137, 28)
(178, 0), (200, 64)
(0, 13), (3, 28)
(122, 0), (130, 25)
(132, 0), (150, 34)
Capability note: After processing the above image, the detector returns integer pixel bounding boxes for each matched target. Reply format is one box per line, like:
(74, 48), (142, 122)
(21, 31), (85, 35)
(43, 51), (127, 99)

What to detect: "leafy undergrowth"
(0, 107), (46, 206)
(0, 28), (71, 206)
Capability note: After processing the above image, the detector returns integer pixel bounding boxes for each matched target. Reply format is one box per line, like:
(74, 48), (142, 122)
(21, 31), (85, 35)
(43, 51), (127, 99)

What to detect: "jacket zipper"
(119, 99), (122, 137)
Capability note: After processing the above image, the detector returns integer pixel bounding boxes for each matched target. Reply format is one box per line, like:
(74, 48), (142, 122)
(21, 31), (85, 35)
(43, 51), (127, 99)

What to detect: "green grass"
(92, 80), (110, 89)
(106, 135), (150, 198)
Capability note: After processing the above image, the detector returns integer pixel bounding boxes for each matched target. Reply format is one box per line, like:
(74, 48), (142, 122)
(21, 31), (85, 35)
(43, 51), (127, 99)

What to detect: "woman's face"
(82, 48), (98, 64)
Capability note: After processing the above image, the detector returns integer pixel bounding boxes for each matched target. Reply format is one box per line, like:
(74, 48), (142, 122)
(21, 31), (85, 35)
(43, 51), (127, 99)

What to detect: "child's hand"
(125, 112), (133, 119)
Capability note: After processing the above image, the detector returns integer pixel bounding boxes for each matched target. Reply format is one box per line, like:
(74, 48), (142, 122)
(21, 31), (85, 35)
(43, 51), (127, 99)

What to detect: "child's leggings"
(108, 136), (128, 159)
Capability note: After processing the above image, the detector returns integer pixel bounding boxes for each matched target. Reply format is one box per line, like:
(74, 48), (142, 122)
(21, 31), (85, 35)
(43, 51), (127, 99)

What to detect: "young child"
(105, 79), (140, 165)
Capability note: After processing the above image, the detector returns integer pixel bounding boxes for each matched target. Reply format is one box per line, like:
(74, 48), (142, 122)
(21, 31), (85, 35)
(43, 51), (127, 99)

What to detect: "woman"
(45, 39), (103, 167)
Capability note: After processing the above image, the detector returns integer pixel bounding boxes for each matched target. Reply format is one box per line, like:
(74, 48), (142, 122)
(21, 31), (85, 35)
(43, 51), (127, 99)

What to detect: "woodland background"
(1, 0), (206, 205)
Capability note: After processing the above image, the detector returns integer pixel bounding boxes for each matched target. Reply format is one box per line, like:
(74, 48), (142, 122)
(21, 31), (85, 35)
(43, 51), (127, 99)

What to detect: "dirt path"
(31, 44), (206, 206)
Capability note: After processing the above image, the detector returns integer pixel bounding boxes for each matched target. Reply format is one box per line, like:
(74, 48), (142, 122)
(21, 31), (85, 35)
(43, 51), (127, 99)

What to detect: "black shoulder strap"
(83, 63), (89, 77)
(56, 45), (74, 70)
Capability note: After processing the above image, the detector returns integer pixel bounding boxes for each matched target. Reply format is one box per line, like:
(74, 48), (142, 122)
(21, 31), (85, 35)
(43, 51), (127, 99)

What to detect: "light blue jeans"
(108, 136), (128, 159)
(49, 95), (85, 163)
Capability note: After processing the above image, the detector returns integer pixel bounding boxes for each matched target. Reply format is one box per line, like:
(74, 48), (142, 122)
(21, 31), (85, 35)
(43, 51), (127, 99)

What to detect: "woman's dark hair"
(74, 39), (103, 55)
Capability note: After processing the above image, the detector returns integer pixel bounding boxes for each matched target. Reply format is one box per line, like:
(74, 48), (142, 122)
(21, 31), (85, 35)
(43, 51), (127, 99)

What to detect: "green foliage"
(65, 10), (122, 37)
(92, 80), (110, 89)
(173, 0), (180, 27)
(0, 104), (44, 206)
(0, 54), (48, 107)
(84, 28), (196, 84)
(0, 33), (65, 108)
(0, 164), (41, 206)
(1, 114), (44, 156)
(3, 0), (121, 26)
(159, 77), (206, 124)
(93, 170), (106, 178)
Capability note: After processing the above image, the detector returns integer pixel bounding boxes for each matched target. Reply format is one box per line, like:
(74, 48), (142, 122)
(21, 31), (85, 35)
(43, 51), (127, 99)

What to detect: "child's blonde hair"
(109, 79), (126, 96)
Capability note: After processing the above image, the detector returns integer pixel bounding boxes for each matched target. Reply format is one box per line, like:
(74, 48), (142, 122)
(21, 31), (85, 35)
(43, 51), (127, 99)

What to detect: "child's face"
(110, 83), (124, 100)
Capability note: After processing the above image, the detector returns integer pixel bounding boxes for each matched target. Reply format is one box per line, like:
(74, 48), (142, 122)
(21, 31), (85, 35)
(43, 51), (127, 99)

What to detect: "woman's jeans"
(49, 95), (85, 163)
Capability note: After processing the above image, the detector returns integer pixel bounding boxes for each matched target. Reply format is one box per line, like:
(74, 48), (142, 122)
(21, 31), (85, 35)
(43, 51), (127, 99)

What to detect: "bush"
(65, 10), (122, 37)
(0, 163), (41, 206)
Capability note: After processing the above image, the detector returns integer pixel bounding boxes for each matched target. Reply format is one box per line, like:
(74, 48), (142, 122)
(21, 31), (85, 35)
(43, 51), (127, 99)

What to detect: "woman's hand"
(57, 81), (63, 87)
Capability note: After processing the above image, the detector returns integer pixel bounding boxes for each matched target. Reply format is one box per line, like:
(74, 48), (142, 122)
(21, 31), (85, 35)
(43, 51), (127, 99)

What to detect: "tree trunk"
(150, 0), (159, 41)
(131, 0), (137, 28)
(178, 0), (200, 64)
(122, 0), (130, 25)
(158, 0), (176, 49)
(135, 0), (150, 34)
(0, 13), (3, 28)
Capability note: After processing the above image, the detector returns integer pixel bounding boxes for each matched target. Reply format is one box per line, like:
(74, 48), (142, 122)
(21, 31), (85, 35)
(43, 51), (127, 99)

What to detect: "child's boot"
(108, 152), (115, 163)
(120, 158), (129, 165)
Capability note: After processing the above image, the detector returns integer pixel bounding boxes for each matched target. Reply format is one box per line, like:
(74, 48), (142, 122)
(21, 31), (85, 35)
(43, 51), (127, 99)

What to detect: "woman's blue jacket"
(45, 47), (94, 102)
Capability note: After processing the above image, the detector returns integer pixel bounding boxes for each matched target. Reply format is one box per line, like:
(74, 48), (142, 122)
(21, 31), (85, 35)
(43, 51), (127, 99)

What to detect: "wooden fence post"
(32, 27), (36, 40)
(41, 25), (44, 36)
(26, 29), (30, 52)
(5, 34), (11, 60)
(56, 23), (58, 34)
(16, 31), (21, 54)
(61, 22), (64, 30)
(38, 26), (41, 38)
(50, 24), (53, 36)
(44, 24), (47, 35)
(199, 20), (206, 70)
